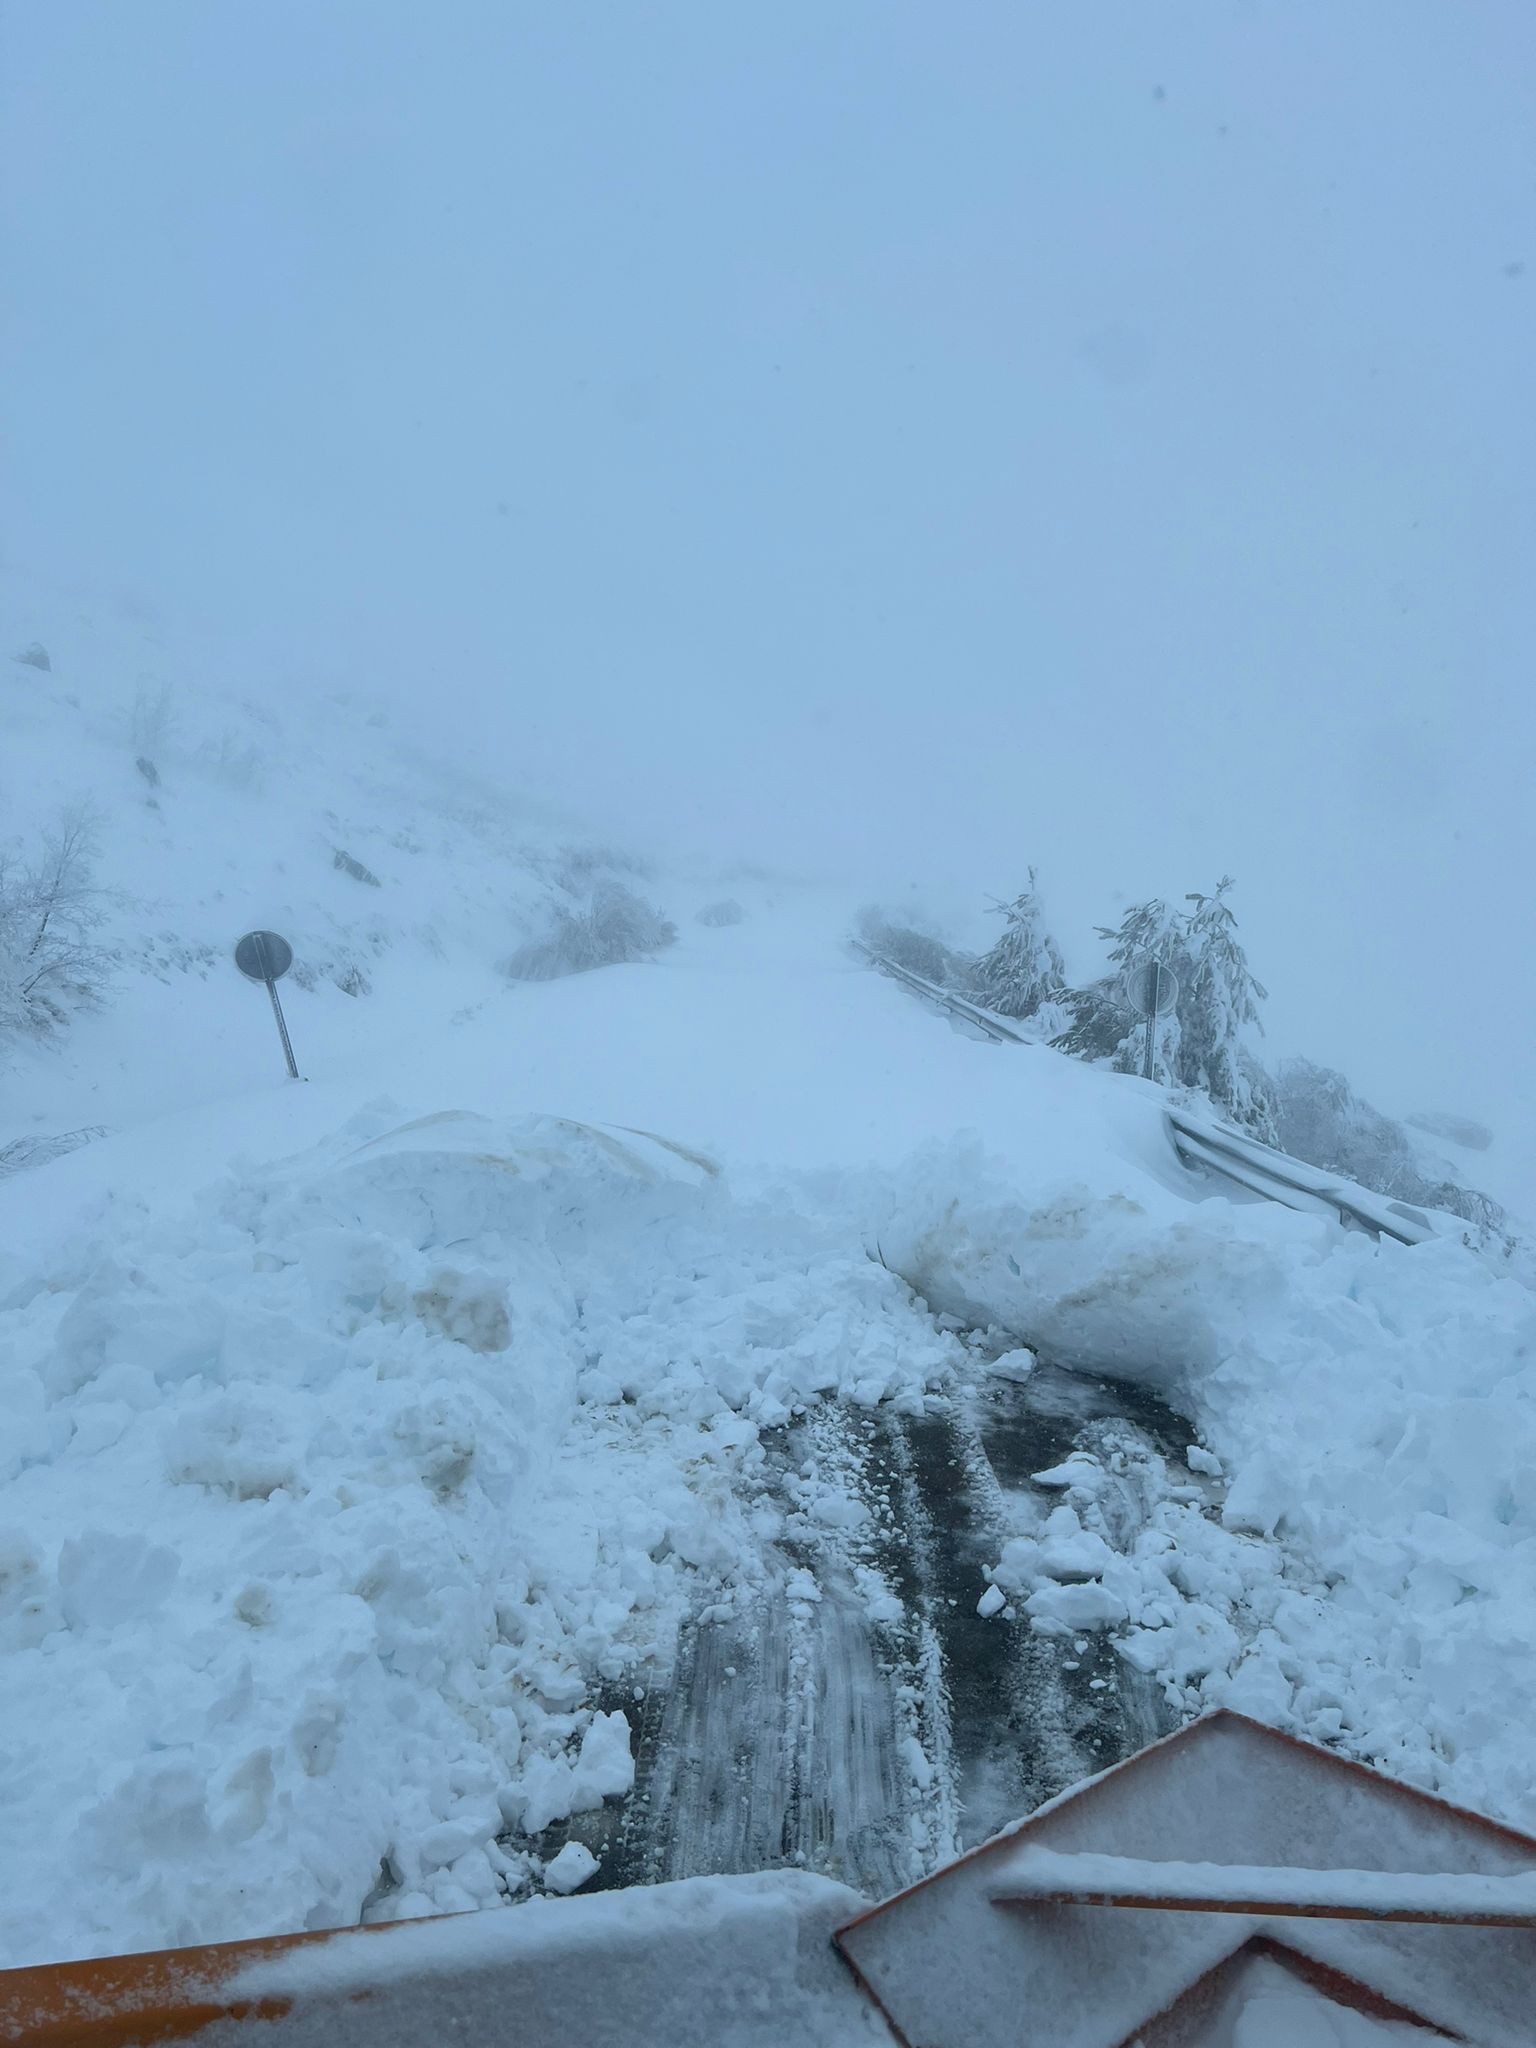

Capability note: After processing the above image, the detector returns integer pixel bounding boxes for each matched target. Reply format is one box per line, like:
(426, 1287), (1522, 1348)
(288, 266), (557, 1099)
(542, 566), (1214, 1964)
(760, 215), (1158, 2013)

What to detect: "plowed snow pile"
(2, 842), (1535, 1974)
(6, 1074), (1536, 1975)
(875, 1144), (1536, 1827)
(0, 1108), (959, 1965)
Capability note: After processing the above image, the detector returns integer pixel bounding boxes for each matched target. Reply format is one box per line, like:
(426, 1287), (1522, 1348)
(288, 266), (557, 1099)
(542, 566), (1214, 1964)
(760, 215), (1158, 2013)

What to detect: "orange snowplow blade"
(0, 1868), (875, 2045)
(0, 1919), (399, 2046)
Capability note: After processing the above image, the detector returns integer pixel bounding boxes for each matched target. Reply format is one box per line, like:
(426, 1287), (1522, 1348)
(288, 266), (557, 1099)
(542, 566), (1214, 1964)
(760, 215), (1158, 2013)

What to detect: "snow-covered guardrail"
(849, 941), (1033, 1046)
(1165, 1105), (1439, 1247)
(855, 945), (1439, 1247)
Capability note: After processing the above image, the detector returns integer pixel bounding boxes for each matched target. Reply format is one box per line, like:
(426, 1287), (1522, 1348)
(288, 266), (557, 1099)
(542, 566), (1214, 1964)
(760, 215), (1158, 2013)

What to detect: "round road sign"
(234, 930), (295, 983)
(1125, 956), (1179, 1019)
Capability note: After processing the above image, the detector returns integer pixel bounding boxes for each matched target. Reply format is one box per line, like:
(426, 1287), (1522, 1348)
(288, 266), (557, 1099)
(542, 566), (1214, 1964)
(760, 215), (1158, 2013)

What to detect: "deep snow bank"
(872, 1142), (1536, 1828)
(6, 841), (1536, 1974)
(0, 1109), (958, 1968)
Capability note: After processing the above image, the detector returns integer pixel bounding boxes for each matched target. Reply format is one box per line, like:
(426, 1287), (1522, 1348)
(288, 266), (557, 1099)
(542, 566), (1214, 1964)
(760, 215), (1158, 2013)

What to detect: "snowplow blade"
(0, 1921), (391, 2046)
(0, 1869), (875, 2046)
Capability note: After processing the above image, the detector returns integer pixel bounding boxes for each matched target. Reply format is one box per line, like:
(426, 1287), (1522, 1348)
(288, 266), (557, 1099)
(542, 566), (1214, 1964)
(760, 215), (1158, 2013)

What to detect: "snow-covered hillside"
(1, 590), (735, 1151)
(4, 600), (1536, 1976)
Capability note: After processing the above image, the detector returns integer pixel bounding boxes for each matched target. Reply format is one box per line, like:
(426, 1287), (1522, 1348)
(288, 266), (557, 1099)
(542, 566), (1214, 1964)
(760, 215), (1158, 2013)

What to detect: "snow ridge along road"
(857, 942), (1442, 1245)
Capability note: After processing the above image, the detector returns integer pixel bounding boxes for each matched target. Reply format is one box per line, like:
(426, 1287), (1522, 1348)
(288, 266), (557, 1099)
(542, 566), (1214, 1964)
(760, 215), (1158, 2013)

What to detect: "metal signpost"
(234, 929), (301, 1079)
(1125, 955), (1178, 1083)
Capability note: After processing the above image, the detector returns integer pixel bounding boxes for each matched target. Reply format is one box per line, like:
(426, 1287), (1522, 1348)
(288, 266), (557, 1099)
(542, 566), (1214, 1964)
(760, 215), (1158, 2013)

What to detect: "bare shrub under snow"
(1274, 1057), (1505, 1237)
(0, 806), (112, 1043)
(129, 681), (177, 757)
(509, 880), (678, 981)
(696, 898), (745, 927)
(852, 906), (975, 990)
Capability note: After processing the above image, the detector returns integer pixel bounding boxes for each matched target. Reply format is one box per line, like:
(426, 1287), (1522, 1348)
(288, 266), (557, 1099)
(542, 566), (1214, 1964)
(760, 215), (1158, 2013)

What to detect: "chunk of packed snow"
(988, 1346), (1036, 1383)
(1030, 1455), (1105, 1493)
(570, 1711), (636, 1808)
(1037, 1506), (1118, 1582)
(542, 1841), (600, 1894)
(1025, 1580), (1128, 1633)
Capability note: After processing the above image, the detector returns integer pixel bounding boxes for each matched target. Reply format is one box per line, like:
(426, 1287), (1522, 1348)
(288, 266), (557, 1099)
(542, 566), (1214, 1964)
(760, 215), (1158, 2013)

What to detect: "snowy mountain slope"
(4, 599), (1536, 1978)
(1, 587), (729, 1151)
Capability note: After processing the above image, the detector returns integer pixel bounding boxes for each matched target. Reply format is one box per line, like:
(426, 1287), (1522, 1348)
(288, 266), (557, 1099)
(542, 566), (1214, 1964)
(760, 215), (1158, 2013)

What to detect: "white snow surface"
(877, 1149), (1536, 1813)
(221, 1869), (888, 2047)
(1217, 1957), (1429, 2046)
(0, 1106), (958, 1964)
(996, 1848), (1536, 1915)
(4, 599), (1536, 1973)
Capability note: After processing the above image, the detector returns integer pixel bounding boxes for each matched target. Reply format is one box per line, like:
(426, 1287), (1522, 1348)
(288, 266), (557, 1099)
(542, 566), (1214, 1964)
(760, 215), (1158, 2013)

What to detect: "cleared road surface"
(532, 1360), (1188, 1897)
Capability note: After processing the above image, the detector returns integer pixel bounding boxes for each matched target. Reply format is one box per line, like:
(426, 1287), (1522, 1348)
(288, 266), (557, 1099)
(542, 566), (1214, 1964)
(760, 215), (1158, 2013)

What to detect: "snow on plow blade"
(835, 1710), (1536, 2048)
(0, 1922), (354, 2046)
(12, 1722), (1536, 2046)
(0, 1870), (871, 2047)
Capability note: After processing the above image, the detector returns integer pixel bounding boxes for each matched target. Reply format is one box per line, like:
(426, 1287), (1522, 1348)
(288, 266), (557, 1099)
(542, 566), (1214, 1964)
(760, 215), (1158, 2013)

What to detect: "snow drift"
(0, 1108), (958, 1966)
(873, 1140), (1536, 1827)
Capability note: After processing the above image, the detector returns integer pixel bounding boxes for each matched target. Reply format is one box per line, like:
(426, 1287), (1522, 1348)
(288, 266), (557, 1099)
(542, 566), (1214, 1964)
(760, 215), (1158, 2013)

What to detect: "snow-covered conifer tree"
(1053, 895), (1187, 1071)
(1054, 879), (1276, 1135)
(971, 871), (1066, 1019)
(1178, 879), (1276, 1137)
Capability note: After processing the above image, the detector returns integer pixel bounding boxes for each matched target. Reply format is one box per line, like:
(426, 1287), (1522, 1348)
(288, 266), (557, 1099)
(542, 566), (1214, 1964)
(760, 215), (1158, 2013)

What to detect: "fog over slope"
(3, 2), (1533, 1197)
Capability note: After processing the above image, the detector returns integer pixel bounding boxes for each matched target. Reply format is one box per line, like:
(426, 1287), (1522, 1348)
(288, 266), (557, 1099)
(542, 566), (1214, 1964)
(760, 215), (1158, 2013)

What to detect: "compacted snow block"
(835, 1709), (1536, 2048)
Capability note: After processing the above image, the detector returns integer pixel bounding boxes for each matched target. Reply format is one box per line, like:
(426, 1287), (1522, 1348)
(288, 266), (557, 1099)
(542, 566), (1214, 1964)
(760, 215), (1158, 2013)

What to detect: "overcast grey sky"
(3, 3), (1533, 1157)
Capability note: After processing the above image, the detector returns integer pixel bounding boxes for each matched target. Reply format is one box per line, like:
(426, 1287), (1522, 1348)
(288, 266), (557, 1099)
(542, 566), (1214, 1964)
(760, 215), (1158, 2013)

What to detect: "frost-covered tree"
(0, 806), (111, 1043)
(1053, 895), (1188, 1070)
(970, 872), (1066, 1019)
(1049, 973), (1130, 1062)
(1177, 880), (1277, 1138)
(508, 879), (677, 980)
(1054, 878), (1277, 1137)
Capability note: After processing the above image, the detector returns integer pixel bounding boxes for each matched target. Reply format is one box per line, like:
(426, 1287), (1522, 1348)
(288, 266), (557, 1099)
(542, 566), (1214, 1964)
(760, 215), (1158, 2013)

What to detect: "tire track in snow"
(569, 1494), (923, 1896)
(540, 1365), (1189, 1896)
(943, 1363), (1180, 1834)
